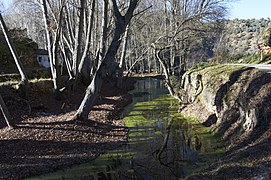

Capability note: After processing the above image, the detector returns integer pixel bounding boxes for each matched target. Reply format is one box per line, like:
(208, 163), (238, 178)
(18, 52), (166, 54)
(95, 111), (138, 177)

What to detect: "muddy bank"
(179, 65), (271, 179)
(0, 78), (134, 179)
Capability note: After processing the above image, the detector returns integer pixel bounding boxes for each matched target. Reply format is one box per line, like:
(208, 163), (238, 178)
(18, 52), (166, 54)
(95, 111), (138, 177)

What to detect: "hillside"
(215, 18), (271, 58)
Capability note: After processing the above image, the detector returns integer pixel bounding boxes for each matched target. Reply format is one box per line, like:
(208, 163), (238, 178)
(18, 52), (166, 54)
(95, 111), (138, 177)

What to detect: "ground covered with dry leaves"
(0, 78), (134, 179)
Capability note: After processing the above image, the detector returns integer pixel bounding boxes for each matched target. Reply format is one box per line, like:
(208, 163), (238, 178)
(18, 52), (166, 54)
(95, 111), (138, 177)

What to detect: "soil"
(0, 78), (135, 179)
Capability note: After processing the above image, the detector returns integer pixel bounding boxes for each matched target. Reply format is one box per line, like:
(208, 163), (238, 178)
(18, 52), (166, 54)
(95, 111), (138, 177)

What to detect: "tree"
(39, 0), (65, 97)
(150, 0), (228, 100)
(77, 0), (96, 84)
(5, 0), (46, 49)
(72, 0), (140, 121)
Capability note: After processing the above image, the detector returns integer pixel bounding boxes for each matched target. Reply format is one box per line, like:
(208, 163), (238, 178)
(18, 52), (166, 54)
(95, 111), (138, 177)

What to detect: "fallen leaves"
(0, 80), (134, 179)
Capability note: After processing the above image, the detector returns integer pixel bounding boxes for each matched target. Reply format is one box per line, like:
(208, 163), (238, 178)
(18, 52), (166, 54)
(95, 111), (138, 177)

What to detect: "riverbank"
(0, 78), (135, 179)
(179, 65), (271, 179)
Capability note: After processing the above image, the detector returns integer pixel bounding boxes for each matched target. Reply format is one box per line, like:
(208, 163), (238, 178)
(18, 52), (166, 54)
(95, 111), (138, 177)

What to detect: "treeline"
(0, 0), (231, 124)
(3, 0), (229, 76)
(3, 2), (271, 74)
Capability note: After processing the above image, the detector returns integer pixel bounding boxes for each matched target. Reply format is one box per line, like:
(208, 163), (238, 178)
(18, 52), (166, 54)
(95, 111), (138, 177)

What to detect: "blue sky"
(0, 0), (13, 12)
(229, 0), (271, 19)
(1, 0), (271, 19)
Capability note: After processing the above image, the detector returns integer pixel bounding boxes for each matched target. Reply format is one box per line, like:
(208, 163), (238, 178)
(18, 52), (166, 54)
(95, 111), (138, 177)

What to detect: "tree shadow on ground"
(214, 67), (253, 113)
(0, 79), (134, 179)
(215, 70), (271, 153)
(0, 139), (124, 179)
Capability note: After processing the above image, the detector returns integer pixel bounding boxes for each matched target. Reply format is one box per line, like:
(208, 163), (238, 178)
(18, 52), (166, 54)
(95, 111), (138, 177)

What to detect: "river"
(28, 77), (225, 179)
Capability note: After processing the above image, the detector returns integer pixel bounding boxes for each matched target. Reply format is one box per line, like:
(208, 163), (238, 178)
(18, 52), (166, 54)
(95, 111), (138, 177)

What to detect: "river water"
(29, 77), (224, 179)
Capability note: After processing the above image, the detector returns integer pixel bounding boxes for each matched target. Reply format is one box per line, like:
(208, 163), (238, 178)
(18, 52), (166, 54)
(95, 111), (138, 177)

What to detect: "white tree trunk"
(72, 0), (86, 79)
(98, 0), (109, 66)
(40, 0), (63, 96)
(154, 47), (181, 101)
(117, 24), (130, 88)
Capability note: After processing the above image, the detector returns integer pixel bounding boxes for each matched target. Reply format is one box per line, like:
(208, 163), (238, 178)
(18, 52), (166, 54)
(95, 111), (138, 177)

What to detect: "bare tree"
(98, 0), (109, 66)
(117, 23), (130, 88)
(72, 0), (86, 78)
(150, 0), (228, 100)
(39, 0), (65, 97)
(72, 0), (140, 121)
(77, 0), (96, 83)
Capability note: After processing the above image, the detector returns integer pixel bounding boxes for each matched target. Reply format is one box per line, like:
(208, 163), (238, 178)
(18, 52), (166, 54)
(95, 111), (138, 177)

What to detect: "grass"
(0, 77), (52, 87)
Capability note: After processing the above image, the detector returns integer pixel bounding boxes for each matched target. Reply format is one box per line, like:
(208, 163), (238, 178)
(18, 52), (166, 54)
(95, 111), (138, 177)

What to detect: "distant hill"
(215, 18), (271, 57)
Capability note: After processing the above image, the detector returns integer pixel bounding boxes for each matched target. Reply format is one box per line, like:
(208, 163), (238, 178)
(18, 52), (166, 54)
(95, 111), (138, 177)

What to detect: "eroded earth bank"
(179, 65), (271, 179)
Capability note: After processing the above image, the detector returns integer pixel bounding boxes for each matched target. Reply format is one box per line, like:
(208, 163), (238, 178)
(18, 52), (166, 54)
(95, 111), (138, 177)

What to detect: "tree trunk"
(40, 0), (63, 97)
(98, 0), (109, 66)
(72, 0), (139, 121)
(0, 94), (13, 128)
(78, 0), (95, 78)
(117, 23), (130, 88)
(72, 0), (86, 80)
(119, 24), (130, 69)
(154, 47), (181, 101)
(0, 13), (28, 98)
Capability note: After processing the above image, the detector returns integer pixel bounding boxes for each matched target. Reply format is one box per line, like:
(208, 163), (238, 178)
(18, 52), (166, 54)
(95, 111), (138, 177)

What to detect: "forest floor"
(0, 77), (135, 179)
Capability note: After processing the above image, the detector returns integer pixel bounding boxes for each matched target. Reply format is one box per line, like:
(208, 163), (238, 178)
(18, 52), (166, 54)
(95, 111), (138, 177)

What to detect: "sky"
(1, 0), (271, 19)
(228, 0), (271, 19)
(0, 0), (13, 13)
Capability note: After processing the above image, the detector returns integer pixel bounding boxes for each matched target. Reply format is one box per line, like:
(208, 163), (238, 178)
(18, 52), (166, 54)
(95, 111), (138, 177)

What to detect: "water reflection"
(30, 77), (224, 179)
(89, 78), (224, 179)
(130, 77), (167, 102)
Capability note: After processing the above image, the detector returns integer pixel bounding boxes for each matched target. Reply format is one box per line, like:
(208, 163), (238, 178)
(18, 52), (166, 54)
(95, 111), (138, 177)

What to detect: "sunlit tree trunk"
(72, 0), (86, 82)
(40, 0), (64, 97)
(98, 0), (109, 66)
(117, 24), (130, 88)
(155, 49), (176, 97)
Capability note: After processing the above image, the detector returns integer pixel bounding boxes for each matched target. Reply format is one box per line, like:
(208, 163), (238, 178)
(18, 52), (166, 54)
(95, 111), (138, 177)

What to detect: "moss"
(191, 61), (212, 70)
(235, 55), (261, 64)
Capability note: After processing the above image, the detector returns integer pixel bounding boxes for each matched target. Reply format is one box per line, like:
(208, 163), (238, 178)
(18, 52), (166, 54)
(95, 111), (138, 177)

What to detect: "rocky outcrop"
(180, 65), (271, 179)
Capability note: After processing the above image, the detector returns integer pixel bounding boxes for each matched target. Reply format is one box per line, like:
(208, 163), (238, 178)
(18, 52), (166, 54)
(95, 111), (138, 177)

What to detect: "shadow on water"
(28, 77), (225, 180)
